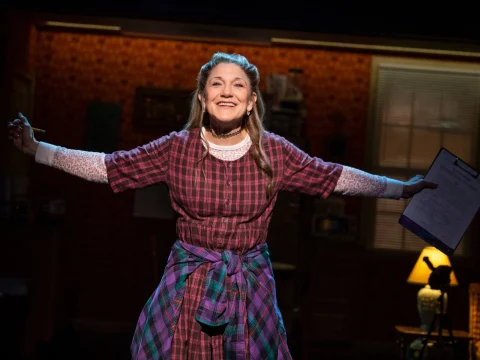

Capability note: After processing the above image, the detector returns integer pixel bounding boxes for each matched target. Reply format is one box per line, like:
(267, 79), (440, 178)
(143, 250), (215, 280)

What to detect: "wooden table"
(394, 325), (475, 360)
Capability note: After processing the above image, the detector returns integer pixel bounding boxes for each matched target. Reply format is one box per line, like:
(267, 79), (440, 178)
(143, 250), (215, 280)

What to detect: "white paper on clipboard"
(398, 147), (480, 255)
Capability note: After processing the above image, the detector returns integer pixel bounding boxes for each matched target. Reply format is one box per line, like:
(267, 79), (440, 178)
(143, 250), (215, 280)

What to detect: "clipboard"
(398, 147), (480, 256)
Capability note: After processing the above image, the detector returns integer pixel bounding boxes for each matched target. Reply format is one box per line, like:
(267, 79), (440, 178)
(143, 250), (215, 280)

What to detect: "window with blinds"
(368, 57), (480, 254)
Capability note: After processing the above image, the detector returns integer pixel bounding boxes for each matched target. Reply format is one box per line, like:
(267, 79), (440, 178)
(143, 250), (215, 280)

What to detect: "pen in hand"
(32, 127), (46, 134)
(7, 121), (46, 134)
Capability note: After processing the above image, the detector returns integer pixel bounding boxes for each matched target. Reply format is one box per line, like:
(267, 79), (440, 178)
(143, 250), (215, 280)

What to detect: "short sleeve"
(279, 137), (343, 198)
(104, 133), (173, 193)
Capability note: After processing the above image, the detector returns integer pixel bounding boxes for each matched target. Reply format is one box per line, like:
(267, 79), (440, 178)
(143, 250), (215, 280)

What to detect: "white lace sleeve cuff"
(334, 166), (404, 199)
(384, 178), (404, 199)
(35, 141), (108, 183)
(35, 141), (58, 166)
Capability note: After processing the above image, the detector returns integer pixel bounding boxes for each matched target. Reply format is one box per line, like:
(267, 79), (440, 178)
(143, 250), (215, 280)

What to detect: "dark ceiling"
(4, 1), (480, 44)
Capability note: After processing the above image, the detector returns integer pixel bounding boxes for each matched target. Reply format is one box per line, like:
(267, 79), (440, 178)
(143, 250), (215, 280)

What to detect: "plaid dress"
(104, 128), (342, 359)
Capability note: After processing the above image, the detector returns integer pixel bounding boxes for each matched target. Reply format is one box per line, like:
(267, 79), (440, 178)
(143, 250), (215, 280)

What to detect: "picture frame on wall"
(132, 87), (194, 133)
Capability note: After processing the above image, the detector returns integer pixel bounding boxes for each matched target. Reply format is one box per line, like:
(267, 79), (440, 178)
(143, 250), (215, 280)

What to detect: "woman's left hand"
(401, 175), (438, 199)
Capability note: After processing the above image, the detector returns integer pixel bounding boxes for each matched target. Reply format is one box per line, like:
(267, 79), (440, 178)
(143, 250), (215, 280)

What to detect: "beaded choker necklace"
(210, 127), (243, 139)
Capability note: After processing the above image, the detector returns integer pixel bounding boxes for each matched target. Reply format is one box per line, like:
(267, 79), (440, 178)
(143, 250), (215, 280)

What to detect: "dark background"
(5, 1), (480, 42)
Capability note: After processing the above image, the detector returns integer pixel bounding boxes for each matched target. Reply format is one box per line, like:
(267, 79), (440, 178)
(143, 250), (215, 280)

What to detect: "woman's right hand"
(7, 113), (39, 156)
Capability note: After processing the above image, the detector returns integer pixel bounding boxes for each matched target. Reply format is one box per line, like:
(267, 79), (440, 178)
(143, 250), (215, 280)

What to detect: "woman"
(8, 52), (436, 359)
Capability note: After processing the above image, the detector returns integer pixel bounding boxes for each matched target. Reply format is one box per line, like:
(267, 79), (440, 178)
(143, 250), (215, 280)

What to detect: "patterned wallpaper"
(32, 31), (372, 166)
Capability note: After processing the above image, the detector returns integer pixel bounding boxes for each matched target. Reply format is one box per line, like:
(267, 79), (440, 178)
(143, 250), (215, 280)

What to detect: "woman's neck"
(206, 120), (246, 145)
(204, 128), (247, 146)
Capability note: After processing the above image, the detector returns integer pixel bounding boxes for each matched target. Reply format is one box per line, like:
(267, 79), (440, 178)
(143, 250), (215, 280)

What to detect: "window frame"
(361, 55), (480, 257)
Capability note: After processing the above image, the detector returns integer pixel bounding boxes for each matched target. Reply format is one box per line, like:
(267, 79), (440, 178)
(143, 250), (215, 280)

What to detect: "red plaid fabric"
(105, 128), (342, 359)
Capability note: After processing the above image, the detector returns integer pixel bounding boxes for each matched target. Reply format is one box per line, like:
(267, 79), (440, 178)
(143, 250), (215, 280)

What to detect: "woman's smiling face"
(200, 63), (256, 124)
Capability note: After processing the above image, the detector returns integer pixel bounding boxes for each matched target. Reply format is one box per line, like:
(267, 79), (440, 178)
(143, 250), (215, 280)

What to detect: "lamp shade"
(407, 246), (458, 286)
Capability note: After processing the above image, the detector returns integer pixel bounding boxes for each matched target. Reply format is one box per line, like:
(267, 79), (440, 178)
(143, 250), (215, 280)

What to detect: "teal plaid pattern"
(131, 240), (291, 359)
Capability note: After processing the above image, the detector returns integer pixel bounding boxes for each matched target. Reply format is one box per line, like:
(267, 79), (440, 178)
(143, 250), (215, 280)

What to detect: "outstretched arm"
(8, 113), (108, 183)
(8, 113), (173, 192)
(279, 134), (436, 199)
(334, 166), (437, 199)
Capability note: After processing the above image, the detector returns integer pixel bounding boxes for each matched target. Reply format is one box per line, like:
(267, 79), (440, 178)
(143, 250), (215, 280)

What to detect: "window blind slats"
(376, 65), (480, 133)
(371, 59), (479, 254)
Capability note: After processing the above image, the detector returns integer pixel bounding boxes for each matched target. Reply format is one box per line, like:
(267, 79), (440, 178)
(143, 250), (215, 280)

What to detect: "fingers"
(12, 135), (23, 148)
(7, 113), (30, 138)
(8, 131), (20, 139)
(7, 114), (32, 150)
(413, 180), (437, 194)
(414, 174), (437, 189)
(7, 113), (30, 128)
(8, 126), (23, 150)
(7, 119), (23, 128)
(18, 112), (30, 126)
(7, 123), (23, 139)
(7, 117), (24, 127)
(7, 119), (23, 136)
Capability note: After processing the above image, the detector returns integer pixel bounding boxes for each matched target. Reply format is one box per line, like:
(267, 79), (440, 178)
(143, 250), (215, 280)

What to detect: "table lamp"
(407, 246), (458, 331)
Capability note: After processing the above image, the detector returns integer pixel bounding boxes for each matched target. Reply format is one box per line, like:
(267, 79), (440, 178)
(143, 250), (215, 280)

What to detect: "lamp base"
(417, 285), (447, 332)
